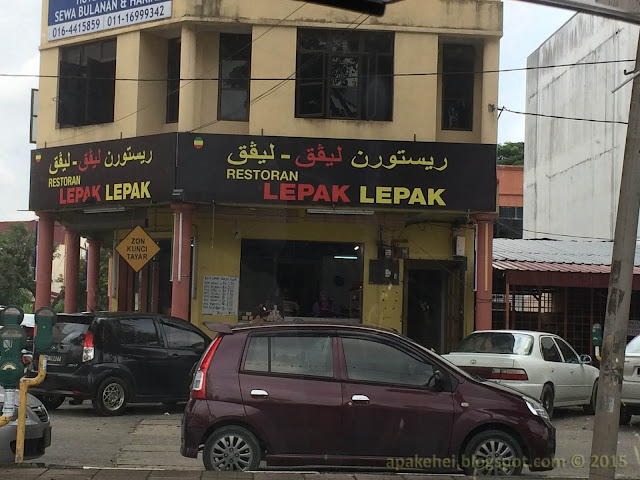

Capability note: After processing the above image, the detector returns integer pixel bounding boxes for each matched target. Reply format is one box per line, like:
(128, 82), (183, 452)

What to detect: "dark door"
(159, 319), (209, 398)
(112, 317), (168, 397)
(406, 269), (444, 352)
(238, 333), (343, 456)
(338, 335), (455, 458)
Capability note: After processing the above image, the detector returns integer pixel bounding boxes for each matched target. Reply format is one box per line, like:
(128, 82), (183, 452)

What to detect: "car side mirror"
(580, 354), (592, 364)
(428, 370), (445, 390)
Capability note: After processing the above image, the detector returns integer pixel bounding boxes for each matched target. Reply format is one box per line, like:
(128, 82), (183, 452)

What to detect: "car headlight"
(525, 398), (550, 421)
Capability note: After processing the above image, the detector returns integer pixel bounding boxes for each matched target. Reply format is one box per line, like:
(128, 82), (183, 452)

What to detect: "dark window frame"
(218, 33), (252, 122)
(441, 43), (476, 132)
(540, 336), (563, 363)
(295, 28), (394, 121)
(166, 37), (181, 124)
(57, 38), (117, 128)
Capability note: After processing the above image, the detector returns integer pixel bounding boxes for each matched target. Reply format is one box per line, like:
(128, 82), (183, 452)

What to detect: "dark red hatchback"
(181, 323), (556, 475)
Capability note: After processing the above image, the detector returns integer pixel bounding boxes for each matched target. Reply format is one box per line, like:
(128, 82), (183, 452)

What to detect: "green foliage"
(497, 142), (524, 165)
(0, 224), (36, 309)
(58, 248), (109, 313)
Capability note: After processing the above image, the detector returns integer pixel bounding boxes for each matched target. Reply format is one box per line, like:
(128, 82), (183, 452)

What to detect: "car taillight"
(490, 368), (528, 381)
(190, 336), (223, 400)
(82, 331), (95, 362)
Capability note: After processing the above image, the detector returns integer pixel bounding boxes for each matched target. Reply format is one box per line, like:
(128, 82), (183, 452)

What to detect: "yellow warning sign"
(116, 226), (160, 272)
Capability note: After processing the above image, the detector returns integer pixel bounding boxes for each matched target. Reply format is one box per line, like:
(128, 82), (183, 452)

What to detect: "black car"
(29, 312), (211, 416)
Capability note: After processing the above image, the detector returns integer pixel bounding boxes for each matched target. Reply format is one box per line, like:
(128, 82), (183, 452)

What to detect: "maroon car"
(181, 323), (556, 475)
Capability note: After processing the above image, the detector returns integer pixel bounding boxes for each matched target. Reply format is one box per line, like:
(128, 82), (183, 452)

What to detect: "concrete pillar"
(151, 260), (160, 314)
(34, 212), (55, 310)
(117, 255), (128, 311)
(140, 265), (149, 313)
(472, 213), (497, 330)
(178, 25), (198, 132)
(107, 251), (114, 311)
(171, 203), (194, 321)
(63, 230), (80, 313)
(481, 38), (500, 144)
(86, 238), (101, 312)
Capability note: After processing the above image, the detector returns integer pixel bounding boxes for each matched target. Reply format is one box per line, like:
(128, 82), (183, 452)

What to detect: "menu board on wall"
(202, 276), (239, 316)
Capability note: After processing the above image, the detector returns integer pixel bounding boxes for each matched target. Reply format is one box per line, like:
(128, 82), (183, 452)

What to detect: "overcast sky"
(0, 1), (574, 221)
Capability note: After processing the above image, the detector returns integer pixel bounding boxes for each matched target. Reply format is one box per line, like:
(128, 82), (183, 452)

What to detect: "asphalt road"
(19, 401), (640, 477)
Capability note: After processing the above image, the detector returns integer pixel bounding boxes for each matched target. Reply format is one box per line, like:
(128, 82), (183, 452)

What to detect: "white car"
(621, 335), (640, 424)
(442, 330), (599, 417)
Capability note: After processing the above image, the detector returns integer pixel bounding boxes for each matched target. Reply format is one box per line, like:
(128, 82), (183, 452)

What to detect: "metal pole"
(589, 38), (640, 480)
(15, 354), (47, 463)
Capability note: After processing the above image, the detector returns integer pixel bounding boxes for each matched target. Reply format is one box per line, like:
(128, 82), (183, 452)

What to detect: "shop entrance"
(404, 260), (465, 354)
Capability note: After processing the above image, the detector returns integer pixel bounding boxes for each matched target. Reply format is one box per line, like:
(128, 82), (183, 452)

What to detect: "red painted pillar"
(107, 251), (114, 311)
(117, 255), (128, 311)
(64, 230), (80, 313)
(35, 212), (55, 310)
(151, 260), (160, 314)
(140, 265), (149, 313)
(171, 203), (194, 321)
(86, 238), (101, 312)
(472, 213), (497, 330)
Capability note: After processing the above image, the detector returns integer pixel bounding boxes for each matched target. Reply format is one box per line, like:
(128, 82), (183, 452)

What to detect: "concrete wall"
(525, 14), (638, 240)
(498, 165), (523, 208)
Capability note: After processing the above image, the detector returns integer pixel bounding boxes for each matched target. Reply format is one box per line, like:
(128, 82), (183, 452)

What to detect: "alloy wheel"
(471, 438), (518, 476)
(209, 434), (254, 471)
(102, 383), (125, 411)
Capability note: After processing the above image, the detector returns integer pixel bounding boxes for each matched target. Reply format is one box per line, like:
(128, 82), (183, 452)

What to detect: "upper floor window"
(295, 29), (393, 121)
(219, 33), (252, 121)
(442, 44), (475, 131)
(58, 39), (116, 128)
(166, 38), (181, 124)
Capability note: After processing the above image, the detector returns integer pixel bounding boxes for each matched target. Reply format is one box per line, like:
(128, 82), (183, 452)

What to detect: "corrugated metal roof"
(493, 239), (640, 266)
(493, 260), (640, 274)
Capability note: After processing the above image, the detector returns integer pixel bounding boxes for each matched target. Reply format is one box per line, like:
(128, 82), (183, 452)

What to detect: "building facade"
(525, 14), (639, 241)
(32, 0), (502, 353)
(495, 165), (523, 239)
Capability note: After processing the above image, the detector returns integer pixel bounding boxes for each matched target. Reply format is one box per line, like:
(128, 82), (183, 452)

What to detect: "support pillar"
(472, 213), (497, 330)
(178, 26), (198, 132)
(117, 255), (128, 311)
(64, 230), (80, 313)
(86, 238), (101, 312)
(171, 203), (194, 321)
(34, 212), (55, 310)
(140, 265), (149, 313)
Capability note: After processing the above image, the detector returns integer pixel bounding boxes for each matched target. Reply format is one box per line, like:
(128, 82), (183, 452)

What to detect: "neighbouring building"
(495, 165), (523, 239)
(31, 0), (502, 353)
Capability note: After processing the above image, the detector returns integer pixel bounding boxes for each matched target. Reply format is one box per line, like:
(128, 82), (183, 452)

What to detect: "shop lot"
(20, 402), (638, 476)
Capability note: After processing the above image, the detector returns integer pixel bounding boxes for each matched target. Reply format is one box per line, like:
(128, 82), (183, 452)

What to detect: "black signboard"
(30, 134), (177, 211)
(177, 134), (497, 211)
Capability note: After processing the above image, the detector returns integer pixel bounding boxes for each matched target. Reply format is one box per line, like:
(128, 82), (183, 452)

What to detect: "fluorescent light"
(307, 208), (375, 216)
(83, 207), (126, 214)
(334, 255), (358, 260)
(354, 246), (360, 251)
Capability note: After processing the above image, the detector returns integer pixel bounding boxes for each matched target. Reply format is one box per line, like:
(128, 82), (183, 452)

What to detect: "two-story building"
(31, 0), (502, 353)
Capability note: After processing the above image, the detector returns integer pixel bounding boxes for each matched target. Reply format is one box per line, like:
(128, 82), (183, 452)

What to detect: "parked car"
(28, 312), (211, 416)
(621, 334), (640, 424)
(181, 322), (556, 475)
(442, 330), (599, 417)
(0, 387), (52, 462)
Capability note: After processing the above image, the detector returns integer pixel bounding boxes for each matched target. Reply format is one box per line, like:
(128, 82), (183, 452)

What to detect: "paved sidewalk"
(0, 467), (593, 480)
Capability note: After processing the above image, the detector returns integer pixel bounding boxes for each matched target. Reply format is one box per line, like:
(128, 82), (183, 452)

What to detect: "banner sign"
(47, 0), (172, 41)
(177, 134), (497, 211)
(30, 134), (176, 211)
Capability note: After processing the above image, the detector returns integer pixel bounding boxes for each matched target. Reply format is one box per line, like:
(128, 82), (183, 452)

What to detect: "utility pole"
(589, 37), (640, 480)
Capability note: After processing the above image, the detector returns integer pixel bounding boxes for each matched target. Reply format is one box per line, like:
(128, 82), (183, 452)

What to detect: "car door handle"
(250, 389), (269, 398)
(351, 394), (370, 404)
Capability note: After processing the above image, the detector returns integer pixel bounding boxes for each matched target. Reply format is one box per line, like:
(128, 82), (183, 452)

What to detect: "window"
(295, 29), (393, 121)
(442, 44), (475, 131)
(115, 318), (162, 347)
(453, 332), (534, 355)
(166, 38), (181, 124)
(627, 335), (640, 355)
(540, 336), (562, 363)
(58, 39), (116, 127)
(555, 338), (580, 364)
(243, 335), (333, 378)
(162, 323), (205, 350)
(341, 337), (433, 386)
(219, 33), (252, 121)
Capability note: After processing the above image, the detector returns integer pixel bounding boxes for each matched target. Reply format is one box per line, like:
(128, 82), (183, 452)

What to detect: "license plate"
(47, 355), (62, 363)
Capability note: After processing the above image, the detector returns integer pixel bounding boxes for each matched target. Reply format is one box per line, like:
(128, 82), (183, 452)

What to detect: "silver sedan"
(621, 335), (640, 424)
(0, 387), (52, 463)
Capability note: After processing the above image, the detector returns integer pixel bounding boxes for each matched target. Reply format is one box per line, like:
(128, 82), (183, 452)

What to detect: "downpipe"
(15, 354), (47, 463)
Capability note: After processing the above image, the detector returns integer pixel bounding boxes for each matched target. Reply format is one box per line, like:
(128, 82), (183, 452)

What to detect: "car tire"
(36, 394), (65, 411)
(203, 425), (261, 471)
(462, 429), (524, 476)
(93, 377), (128, 416)
(541, 384), (555, 418)
(620, 405), (632, 426)
(583, 380), (598, 415)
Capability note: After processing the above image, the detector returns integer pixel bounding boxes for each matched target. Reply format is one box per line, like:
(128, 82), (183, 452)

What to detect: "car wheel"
(620, 405), (632, 426)
(203, 426), (261, 471)
(541, 384), (555, 418)
(462, 430), (524, 476)
(93, 377), (128, 416)
(36, 395), (65, 410)
(583, 380), (598, 415)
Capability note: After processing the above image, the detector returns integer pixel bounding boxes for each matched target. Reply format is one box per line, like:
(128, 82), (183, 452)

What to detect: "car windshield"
(451, 332), (534, 355)
(626, 335), (640, 355)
